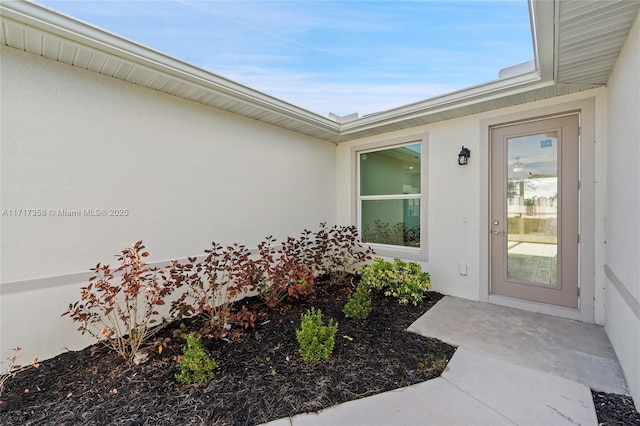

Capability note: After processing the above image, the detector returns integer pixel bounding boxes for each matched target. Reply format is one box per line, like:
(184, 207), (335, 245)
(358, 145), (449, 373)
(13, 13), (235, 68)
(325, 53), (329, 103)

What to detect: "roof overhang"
(0, 0), (341, 141)
(1, 0), (638, 143)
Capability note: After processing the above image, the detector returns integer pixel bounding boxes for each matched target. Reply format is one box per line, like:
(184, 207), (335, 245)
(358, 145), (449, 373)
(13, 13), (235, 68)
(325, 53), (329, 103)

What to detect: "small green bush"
(343, 283), (372, 319)
(360, 257), (431, 305)
(296, 308), (338, 362)
(176, 333), (218, 385)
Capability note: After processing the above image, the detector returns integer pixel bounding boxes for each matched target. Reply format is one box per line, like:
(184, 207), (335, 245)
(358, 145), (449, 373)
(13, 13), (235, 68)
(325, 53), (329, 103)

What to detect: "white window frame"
(352, 133), (428, 261)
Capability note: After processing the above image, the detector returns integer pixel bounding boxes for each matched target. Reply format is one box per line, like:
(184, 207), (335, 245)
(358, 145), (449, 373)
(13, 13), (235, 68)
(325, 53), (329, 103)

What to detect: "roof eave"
(0, 1), (342, 139)
(5, 0), (626, 145)
(337, 71), (549, 140)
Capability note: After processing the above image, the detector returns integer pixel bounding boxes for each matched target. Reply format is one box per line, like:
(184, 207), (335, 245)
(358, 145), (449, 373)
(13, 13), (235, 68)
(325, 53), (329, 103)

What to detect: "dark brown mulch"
(1, 282), (455, 425)
(3, 282), (638, 426)
(592, 390), (640, 426)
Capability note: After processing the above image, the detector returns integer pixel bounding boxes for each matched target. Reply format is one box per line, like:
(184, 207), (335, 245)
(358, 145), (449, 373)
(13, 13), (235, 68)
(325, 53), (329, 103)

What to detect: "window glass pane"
(361, 199), (420, 247)
(360, 144), (421, 196)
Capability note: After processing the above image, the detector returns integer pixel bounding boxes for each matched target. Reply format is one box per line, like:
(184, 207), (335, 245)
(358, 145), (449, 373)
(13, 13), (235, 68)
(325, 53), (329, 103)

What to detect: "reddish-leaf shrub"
(62, 241), (174, 363)
(256, 224), (374, 306)
(319, 223), (375, 283)
(168, 242), (257, 338)
(233, 305), (257, 330)
(254, 237), (312, 308)
(279, 229), (325, 278)
(0, 347), (39, 396)
(278, 223), (375, 284)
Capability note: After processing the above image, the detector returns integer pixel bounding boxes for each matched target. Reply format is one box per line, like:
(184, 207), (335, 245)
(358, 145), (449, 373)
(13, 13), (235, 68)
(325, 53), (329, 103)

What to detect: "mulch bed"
(2, 280), (638, 425)
(1, 280), (455, 425)
(593, 390), (640, 426)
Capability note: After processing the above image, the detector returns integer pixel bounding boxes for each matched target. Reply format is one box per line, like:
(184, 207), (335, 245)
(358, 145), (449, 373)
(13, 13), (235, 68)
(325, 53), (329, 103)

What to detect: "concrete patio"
(263, 296), (630, 426)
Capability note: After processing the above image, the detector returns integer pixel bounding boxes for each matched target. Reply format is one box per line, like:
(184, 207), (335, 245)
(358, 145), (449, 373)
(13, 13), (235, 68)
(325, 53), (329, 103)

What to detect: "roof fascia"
(529, 0), (556, 80)
(2, 0), (558, 143)
(1, 1), (340, 134)
(339, 70), (550, 138)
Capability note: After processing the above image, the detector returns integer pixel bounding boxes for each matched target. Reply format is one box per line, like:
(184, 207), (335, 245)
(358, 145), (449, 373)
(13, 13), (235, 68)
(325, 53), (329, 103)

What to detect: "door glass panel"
(506, 131), (558, 285)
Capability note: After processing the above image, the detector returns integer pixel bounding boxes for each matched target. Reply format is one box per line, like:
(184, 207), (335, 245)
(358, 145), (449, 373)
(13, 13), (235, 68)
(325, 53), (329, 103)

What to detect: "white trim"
(605, 265), (640, 321)
(480, 98), (596, 323)
(0, 246), (272, 296)
(528, 0), (556, 80)
(360, 195), (421, 201)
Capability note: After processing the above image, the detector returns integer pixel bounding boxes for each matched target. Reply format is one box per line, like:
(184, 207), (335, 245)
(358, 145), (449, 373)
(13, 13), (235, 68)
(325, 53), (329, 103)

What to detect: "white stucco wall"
(336, 90), (608, 322)
(604, 14), (640, 405)
(337, 119), (482, 301)
(0, 46), (336, 361)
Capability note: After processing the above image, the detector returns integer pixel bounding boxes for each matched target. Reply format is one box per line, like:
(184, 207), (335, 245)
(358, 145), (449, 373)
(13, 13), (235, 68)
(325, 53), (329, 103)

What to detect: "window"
(355, 134), (427, 260)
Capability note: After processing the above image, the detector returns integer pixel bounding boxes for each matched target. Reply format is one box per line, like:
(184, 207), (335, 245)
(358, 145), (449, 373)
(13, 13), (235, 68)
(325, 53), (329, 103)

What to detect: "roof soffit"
(2, 0), (638, 144)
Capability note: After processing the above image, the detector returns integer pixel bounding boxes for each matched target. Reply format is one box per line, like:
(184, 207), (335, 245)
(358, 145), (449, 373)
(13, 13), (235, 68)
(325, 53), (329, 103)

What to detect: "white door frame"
(479, 98), (596, 323)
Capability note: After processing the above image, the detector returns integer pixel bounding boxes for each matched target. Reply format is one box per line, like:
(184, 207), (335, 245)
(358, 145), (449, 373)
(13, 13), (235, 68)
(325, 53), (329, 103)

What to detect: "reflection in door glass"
(506, 131), (558, 286)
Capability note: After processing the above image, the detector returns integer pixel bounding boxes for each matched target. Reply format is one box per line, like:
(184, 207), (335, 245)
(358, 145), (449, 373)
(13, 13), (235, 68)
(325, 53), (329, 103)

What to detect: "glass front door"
(490, 115), (579, 308)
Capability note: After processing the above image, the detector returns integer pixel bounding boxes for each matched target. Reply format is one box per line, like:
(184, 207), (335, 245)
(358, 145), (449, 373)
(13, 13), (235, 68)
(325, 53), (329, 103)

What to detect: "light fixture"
(458, 146), (471, 165)
(512, 157), (525, 172)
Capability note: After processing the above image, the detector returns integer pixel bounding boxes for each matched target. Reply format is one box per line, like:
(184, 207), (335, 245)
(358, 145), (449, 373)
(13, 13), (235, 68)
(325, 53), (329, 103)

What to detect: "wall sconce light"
(458, 146), (471, 165)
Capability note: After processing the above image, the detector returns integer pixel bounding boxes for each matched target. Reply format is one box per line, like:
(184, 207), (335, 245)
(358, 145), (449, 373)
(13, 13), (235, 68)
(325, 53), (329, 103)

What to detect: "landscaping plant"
(256, 237), (315, 307)
(343, 283), (372, 320)
(62, 241), (175, 363)
(360, 257), (431, 305)
(296, 307), (338, 362)
(233, 305), (257, 329)
(280, 228), (325, 278)
(320, 224), (375, 283)
(169, 242), (257, 337)
(278, 224), (375, 283)
(0, 347), (39, 396)
(175, 333), (218, 385)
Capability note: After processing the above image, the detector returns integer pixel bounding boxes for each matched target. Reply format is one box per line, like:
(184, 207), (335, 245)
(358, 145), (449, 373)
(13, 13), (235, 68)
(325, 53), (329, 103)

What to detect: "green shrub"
(343, 283), (372, 319)
(360, 257), (431, 305)
(176, 333), (218, 385)
(296, 308), (338, 362)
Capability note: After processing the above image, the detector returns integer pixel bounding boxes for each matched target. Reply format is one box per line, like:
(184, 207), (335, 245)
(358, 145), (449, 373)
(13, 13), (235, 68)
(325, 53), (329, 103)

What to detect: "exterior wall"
(337, 89), (607, 322)
(0, 46), (337, 362)
(604, 14), (640, 405)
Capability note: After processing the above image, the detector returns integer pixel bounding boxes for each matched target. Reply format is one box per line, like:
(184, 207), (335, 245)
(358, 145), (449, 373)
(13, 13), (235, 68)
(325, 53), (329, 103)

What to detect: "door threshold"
(488, 294), (582, 322)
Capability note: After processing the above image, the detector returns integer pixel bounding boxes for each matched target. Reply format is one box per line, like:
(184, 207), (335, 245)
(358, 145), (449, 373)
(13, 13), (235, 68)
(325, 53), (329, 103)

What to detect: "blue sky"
(36, 1), (533, 117)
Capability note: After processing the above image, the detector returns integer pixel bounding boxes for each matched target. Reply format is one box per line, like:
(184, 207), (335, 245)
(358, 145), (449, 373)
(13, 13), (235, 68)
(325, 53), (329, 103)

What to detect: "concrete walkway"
(262, 296), (629, 426)
(408, 296), (629, 395)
